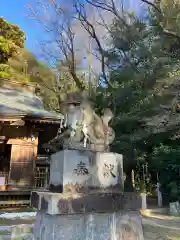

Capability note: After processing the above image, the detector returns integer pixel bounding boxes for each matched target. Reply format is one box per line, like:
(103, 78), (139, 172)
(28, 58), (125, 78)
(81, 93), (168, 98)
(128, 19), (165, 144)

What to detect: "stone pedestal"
(31, 150), (144, 239)
(33, 210), (143, 240)
(49, 150), (124, 193)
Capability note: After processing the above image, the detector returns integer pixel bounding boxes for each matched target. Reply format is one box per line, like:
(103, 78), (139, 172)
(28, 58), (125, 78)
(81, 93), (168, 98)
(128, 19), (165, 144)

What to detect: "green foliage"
(151, 143), (180, 201)
(0, 17), (30, 83)
(0, 17), (25, 63)
(153, 0), (180, 37)
(0, 36), (10, 62)
(92, 2), (180, 196)
(96, 15), (163, 157)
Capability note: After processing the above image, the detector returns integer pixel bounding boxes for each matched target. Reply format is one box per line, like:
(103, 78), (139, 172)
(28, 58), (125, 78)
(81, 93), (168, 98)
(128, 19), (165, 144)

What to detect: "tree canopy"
(0, 17), (29, 81)
(0, 17), (25, 63)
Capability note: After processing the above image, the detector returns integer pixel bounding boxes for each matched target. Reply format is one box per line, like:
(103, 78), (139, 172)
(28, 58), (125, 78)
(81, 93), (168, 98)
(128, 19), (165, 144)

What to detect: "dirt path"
(143, 217), (180, 239)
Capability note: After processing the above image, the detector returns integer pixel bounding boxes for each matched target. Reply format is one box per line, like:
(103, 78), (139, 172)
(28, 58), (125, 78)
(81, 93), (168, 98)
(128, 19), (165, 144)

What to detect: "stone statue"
(44, 91), (115, 152)
(81, 101), (115, 151)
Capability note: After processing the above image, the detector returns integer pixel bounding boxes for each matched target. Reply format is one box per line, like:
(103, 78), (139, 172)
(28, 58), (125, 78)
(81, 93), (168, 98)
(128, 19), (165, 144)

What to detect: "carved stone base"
(31, 191), (144, 239)
(62, 139), (108, 152)
(31, 191), (141, 215)
(49, 150), (124, 193)
(33, 210), (144, 240)
(44, 138), (109, 152)
(62, 139), (91, 151)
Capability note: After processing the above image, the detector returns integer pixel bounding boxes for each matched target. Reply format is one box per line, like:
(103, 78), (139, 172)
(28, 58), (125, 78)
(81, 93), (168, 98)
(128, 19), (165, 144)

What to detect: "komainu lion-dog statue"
(44, 92), (115, 152)
(81, 100), (115, 151)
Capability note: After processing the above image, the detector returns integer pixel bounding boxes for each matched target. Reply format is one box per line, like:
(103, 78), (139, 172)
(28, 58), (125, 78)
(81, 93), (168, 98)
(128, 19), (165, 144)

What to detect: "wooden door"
(8, 144), (35, 188)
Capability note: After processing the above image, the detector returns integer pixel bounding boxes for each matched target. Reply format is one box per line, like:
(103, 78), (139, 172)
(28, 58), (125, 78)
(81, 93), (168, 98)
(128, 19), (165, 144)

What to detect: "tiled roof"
(0, 85), (63, 120)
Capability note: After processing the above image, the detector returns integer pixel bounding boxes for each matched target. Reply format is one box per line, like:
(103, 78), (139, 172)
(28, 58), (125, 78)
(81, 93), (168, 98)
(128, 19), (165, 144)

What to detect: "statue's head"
(66, 92), (82, 106)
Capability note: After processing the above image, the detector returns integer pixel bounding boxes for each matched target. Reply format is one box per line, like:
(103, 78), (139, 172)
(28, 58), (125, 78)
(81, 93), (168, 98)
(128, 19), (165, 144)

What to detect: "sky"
(1, 0), (42, 53)
(1, 0), (146, 65)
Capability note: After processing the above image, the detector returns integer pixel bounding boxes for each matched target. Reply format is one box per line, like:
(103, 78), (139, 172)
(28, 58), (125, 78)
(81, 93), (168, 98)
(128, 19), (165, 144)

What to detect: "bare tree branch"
(140, 0), (161, 13)
(85, 0), (129, 28)
(27, 0), (85, 91)
(74, 2), (114, 88)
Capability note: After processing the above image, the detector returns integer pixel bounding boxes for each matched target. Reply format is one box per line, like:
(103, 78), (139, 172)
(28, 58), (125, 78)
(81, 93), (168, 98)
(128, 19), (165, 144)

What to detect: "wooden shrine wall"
(1, 125), (38, 188)
(8, 144), (35, 187)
